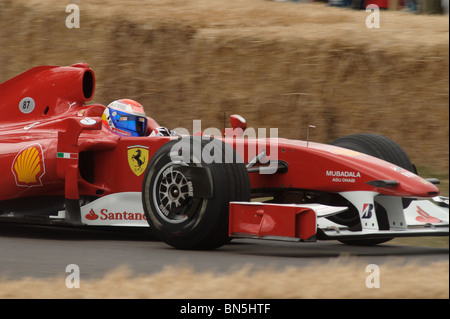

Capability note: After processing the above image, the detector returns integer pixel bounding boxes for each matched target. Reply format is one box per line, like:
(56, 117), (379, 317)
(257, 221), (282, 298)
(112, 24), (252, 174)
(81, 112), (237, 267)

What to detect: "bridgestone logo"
(326, 171), (361, 178)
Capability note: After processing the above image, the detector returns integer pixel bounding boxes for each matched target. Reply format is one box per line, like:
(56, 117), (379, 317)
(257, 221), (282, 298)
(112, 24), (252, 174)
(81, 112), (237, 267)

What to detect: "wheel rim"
(152, 162), (198, 224)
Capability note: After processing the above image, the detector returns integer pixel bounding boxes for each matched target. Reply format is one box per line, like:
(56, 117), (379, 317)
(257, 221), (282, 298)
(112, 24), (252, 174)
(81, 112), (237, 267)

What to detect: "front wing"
(229, 194), (449, 242)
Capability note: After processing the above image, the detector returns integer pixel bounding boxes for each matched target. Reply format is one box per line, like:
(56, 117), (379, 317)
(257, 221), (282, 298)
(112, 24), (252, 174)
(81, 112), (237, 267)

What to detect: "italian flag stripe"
(57, 152), (78, 159)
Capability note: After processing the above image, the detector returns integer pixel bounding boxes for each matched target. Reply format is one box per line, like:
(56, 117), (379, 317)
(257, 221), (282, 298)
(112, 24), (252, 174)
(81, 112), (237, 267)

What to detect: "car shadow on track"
(0, 222), (157, 241)
(0, 222), (448, 260)
(221, 238), (449, 259)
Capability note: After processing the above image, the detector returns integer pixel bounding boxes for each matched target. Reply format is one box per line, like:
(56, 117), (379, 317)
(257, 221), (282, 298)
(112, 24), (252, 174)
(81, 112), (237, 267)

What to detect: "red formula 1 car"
(0, 64), (448, 249)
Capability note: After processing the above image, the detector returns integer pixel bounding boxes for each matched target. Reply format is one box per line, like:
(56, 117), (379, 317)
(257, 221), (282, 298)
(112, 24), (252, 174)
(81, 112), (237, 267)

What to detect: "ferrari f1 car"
(0, 63), (448, 249)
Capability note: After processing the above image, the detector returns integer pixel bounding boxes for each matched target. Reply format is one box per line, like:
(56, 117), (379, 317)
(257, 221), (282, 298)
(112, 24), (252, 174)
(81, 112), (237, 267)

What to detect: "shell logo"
(11, 144), (45, 187)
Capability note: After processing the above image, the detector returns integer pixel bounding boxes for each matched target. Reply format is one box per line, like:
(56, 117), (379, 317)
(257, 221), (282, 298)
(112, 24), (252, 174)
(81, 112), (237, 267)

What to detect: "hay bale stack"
(0, 0), (448, 172)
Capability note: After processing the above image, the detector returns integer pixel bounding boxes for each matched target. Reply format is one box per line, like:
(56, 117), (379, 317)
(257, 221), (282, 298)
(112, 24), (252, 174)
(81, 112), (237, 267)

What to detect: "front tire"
(142, 137), (250, 250)
(330, 134), (416, 173)
(329, 133), (416, 246)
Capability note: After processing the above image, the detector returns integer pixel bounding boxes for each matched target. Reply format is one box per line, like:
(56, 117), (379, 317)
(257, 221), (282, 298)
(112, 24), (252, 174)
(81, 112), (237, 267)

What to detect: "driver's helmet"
(102, 99), (147, 136)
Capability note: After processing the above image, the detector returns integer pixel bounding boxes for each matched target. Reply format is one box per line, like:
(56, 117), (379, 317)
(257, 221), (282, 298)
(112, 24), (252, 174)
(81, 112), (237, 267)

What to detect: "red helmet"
(102, 99), (147, 136)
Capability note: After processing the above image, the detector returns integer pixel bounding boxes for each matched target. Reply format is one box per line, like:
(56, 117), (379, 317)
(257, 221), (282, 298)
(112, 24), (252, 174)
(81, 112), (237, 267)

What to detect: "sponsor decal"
(127, 145), (149, 176)
(112, 127), (131, 136)
(326, 170), (361, 183)
(419, 179), (432, 185)
(415, 206), (441, 224)
(19, 97), (35, 114)
(85, 208), (147, 221)
(112, 100), (146, 116)
(401, 171), (417, 178)
(80, 117), (97, 126)
(362, 203), (374, 219)
(85, 209), (99, 220)
(11, 143), (45, 187)
(77, 109), (86, 117)
(24, 122), (40, 130)
(326, 171), (361, 178)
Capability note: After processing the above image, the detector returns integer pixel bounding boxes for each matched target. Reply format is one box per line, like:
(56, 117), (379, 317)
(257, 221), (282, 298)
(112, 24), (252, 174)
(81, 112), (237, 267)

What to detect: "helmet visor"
(111, 110), (147, 136)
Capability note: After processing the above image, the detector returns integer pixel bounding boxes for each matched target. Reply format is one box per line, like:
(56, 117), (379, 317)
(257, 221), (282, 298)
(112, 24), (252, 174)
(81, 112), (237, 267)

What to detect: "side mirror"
(230, 114), (247, 131)
(223, 114), (247, 138)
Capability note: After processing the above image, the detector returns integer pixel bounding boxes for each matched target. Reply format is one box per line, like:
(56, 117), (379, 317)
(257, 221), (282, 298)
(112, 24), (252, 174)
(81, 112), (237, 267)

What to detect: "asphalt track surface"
(0, 223), (448, 279)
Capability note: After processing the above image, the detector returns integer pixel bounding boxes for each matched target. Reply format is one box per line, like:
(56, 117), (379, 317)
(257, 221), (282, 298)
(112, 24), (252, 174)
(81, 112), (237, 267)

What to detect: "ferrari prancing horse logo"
(127, 145), (149, 176)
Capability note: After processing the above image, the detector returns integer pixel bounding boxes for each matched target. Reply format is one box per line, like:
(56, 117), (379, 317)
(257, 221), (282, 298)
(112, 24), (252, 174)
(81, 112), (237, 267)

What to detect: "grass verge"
(0, 258), (448, 299)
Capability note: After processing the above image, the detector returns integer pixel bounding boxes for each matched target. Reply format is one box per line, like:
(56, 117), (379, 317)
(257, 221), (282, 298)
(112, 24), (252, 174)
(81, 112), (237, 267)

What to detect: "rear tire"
(329, 133), (416, 246)
(142, 137), (250, 250)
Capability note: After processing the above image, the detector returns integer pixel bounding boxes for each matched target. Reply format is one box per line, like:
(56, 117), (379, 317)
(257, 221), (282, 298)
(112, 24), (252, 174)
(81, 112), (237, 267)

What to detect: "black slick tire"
(142, 137), (250, 250)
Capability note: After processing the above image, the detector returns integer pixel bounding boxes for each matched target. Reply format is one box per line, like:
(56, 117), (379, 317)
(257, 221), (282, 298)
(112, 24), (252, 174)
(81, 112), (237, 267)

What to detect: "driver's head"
(102, 99), (147, 136)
